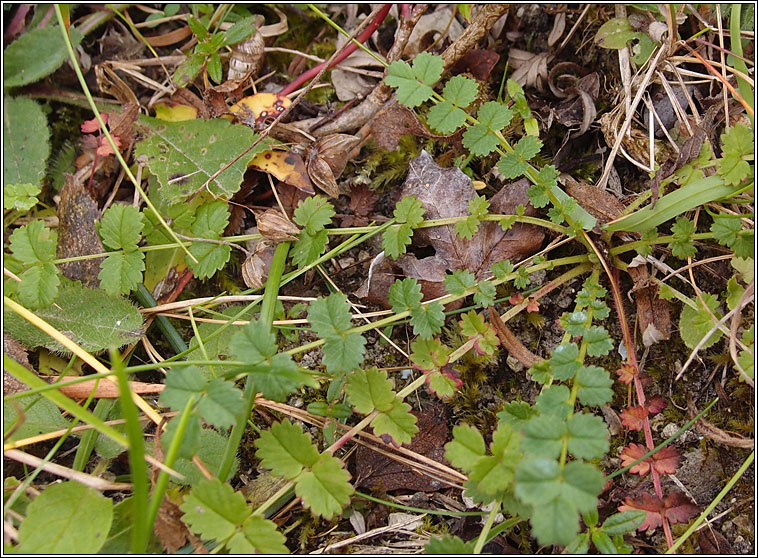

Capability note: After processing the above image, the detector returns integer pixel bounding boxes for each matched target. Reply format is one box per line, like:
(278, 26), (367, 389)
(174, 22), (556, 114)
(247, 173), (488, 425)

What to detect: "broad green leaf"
(308, 293), (353, 337)
(4, 283), (143, 353)
(3, 395), (70, 443)
(444, 270), (476, 295)
(576, 365), (614, 406)
(521, 415), (566, 459)
(255, 419), (319, 480)
(445, 424), (486, 473)
(409, 302), (445, 339)
(228, 516), (289, 554)
(98, 205), (144, 250)
(98, 251), (145, 295)
(4, 183), (40, 211)
(293, 196), (335, 235)
(17, 482), (112, 554)
(345, 367), (397, 414)
(566, 413), (609, 460)
(601, 510), (647, 535)
(424, 535), (476, 554)
(9, 220), (57, 265)
(295, 453), (353, 519)
(679, 292), (723, 349)
(427, 101), (467, 134)
(292, 229), (329, 266)
(135, 115), (265, 202)
(17, 263), (60, 309)
(322, 333), (366, 375)
(159, 366), (207, 410)
(371, 399), (418, 444)
(389, 278), (423, 313)
(180, 478), (249, 542)
(4, 26), (83, 87)
(594, 17), (639, 49)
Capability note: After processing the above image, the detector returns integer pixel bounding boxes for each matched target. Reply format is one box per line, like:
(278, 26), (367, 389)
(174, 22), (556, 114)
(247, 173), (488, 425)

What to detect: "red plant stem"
(5, 5), (30, 41)
(401, 4), (411, 19)
(279, 4), (392, 96)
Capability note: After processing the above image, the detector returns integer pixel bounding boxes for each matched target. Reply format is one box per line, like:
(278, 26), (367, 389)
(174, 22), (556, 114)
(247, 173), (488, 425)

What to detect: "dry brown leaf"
(305, 134), (360, 198)
(628, 257), (671, 347)
(371, 105), (439, 151)
(46, 375), (165, 399)
(242, 235), (277, 290)
(560, 173), (625, 224)
(254, 209), (300, 242)
(452, 49), (500, 81)
(153, 497), (194, 553)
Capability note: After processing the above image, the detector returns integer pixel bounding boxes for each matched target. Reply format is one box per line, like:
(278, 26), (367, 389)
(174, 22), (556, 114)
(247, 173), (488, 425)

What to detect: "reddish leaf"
(620, 443), (682, 476)
(81, 113), (107, 133)
(525, 297), (540, 313)
(620, 406), (648, 431)
(646, 395), (667, 415)
(341, 184), (377, 227)
(664, 491), (699, 524)
(509, 293), (525, 305)
(96, 135), (121, 156)
(616, 364), (638, 384)
(618, 492), (665, 531)
(651, 445), (682, 475)
(452, 49), (500, 81)
(620, 443), (651, 475)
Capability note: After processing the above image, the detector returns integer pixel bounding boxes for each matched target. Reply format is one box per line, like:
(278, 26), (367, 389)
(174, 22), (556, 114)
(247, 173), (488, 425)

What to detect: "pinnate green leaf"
(549, 342), (581, 380)
(459, 311), (499, 355)
(428, 101), (467, 134)
(296, 453), (354, 519)
(98, 205), (144, 250)
(135, 116), (266, 202)
(474, 280), (496, 308)
(17, 482), (112, 554)
(445, 424), (486, 473)
(584, 325), (614, 356)
(322, 333), (366, 375)
(228, 515), (289, 554)
(442, 75), (478, 107)
(292, 229), (329, 267)
(566, 413), (609, 460)
(670, 217), (696, 259)
(255, 419), (319, 480)
(462, 123), (499, 156)
(9, 220), (57, 265)
(718, 123), (752, 185)
(491, 259), (514, 280)
(160, 367), (243, 429)
(16, 263), (60, 309)
(98, 251), (145, 295)
(180, 478), (249, 543)
(521, 415), (566, 458)
(535, 384), (571, 419)
(444, 270), (476, 295)
(389, 278), (423, 313)
(410, 338), (451, 371)
(394, 195), (425, 226)
(345, 367), (397, 414)
(576, 365), (614, 406)
(4, 183), (40, 211)
(370, 399), (418, 445)
(679, 292), (723, 349)
(293, 195), (335, 235)
(308, 293), (353, 336)
(409, 302), (445, 339)
(187, 201), (231, 279)
(469, 423), (521, 498)
(385, 53), (443, 107)
(382, 223), (414, 259)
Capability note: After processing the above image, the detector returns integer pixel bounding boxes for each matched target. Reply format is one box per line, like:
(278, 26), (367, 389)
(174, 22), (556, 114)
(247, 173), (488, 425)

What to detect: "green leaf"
(462, 123), (499, 156)
(491, 259), (514, 280)
(187, 201), (231, 279)
(594, 17), (639, 49)
(425, 535), (476, 554)
(444, 270), (476, 295)
(292, 229), (329, 267)
(394, 195), (425, 226)
(9, 220), (57, 265)
(459, 311), (499, 355)
(601, 510), (647, 535)
(497, 401), (538, 429)
(445, 423), (486, 473)
(293, 195), (335, 235)
(410, 338), (451, 371)
(718, 123), (753, 185)
(345, 367), (397, 414)
(255, 419), (319, 480)
(162, 413), (202, 460)
(382, 223), (414, 259)
(4, 183), (40, 211)
(308, 293), (352, 337)
(222, 16), (259, 46)
(135, 115), (265, 202)
(4, 26), (83, 88)
(4, 283), (143, 353)
(320, 333), (365, 375)
(17, 482), (113, 554)
(521, 415), (566, 459)
(427, 101), (467, 134)
(295, 453), (354, 519)
(474, 280), (496, 308)
(385, 52), (444, 108)
(389, 278), (423, 313)
(535, 385), (571, 419)
(530, 495), (580, 546)
(180, 478), (249, 542)
(17, 263), (60, 309)
(564, 532), (591, 554)
(498, 151), (528, 179)
(228, 516), (289, 554)
(566, 413), (609, 460)
(174, 428), (238, 485)
(592, 530), (618, 554)
(576, 365), (614, 406)
(98, 205), (144, 250)
(670, 217), (696, 259)
(198, 378), (244, 429)
(679, 292), (723, 349)
(3, 395), (70, 443)
(477, 101), (514, 131)
(409, 302), (445, 339)
(469, 423), (521, 498)
(549, 342), (580, 380)
(99, 251), (145, 295)
(426, 370), (460, 399)
(584, 326), (614, 357)
(560, 310), (590, 336)
(371, 399), (419, 445)
(561, 460), (605, 512)
(712, 214), (753, 258)
(442, 74), (479, 107)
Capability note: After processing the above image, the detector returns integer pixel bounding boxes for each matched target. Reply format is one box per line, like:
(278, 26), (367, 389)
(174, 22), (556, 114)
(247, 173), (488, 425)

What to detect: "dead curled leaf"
(254, 209), (299, 242)
(242, 234), (277, 290)
(627, 256), (671, 347)
(305, 133), (360, 198)
(370, 105), (444, 152)
(357, 151), (545, 306)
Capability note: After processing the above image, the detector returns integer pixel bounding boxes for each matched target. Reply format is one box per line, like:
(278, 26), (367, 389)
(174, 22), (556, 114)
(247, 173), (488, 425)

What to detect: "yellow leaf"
(249, 150), (314, 193)
(154, 102), (198, 122)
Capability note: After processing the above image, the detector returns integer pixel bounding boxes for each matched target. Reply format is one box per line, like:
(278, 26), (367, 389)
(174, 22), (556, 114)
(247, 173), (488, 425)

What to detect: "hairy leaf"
(370, 399), (419, 445)
(295, 453), (353, 519)
(255, 419), (319, 480)
(409, 302), (445, 339)
(345, 367), (397, 414)
(445, 424), (486, 473)
(98, 205), (144, 250)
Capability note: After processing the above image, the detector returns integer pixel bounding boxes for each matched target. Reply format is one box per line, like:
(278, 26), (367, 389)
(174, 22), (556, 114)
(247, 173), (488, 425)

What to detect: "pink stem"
(5, 5), (30, 40)
(279, 4), (393, 96)
(401, 4), (411, 19)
